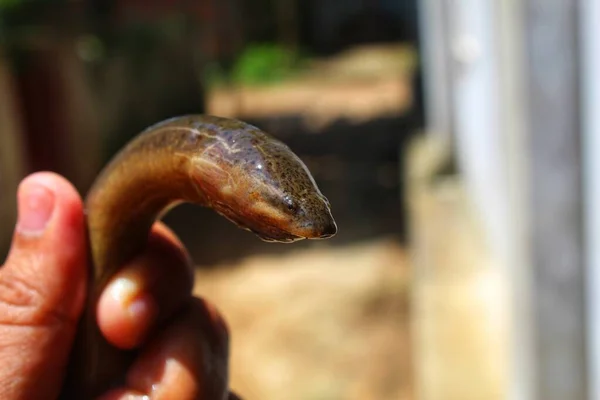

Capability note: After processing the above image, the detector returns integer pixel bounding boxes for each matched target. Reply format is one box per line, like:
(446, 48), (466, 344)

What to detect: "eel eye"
(285, 198), (297, 212)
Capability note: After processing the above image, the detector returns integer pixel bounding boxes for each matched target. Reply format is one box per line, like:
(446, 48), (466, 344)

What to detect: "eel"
(60, 115), (336, 398)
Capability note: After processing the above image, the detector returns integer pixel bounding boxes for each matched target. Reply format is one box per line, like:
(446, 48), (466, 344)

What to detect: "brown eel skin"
(59, 115), (336, 398)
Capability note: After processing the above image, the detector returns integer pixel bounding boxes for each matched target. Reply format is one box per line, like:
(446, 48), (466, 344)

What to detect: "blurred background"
(0, 1), (595, 400)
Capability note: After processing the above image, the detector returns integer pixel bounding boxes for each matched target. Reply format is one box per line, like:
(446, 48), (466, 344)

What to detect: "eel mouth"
(252, 224), (305, 243)
(257, 219), (337, 243)
(213, 199), (336, 243)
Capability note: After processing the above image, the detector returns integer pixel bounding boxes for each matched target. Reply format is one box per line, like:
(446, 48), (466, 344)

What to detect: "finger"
(0, 172), (87, 399)
(97, 223), (194, 349)
(98, 390), (244, 400)
(118, 298), (229, 400)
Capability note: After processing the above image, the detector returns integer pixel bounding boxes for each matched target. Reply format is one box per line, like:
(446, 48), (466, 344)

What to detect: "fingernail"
(108, 276), (158, 347)
(16, 180), (55, 237)
(128, 294), (157, 321)
(112, 277), (140, 306)
(129, 395), (150, 400)
(112, 277), (157, 320)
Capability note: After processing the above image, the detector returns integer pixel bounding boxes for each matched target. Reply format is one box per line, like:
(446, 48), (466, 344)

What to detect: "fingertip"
(98, 274), (159, 349)
(0, 172), (88, 399)
(20, 171), (83, 217)
(96, 388), (148, 400)
(35, 172), (85, 248)
(151, 222), (193, 272)
(15, 176), (55, 237)
(4, 171), (87, 322)
(202, 299), (230, 347)
(97, 230), (193, 349)
(12, 171), (84, 247)
(124, 298), (230, 399)
(152, 222), (181, 246)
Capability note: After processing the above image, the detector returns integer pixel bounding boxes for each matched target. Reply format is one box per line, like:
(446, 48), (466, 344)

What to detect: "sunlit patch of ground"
(193, 238), (412, 400)
(207, 44), (416, 130)
(194, 43), (414, 399)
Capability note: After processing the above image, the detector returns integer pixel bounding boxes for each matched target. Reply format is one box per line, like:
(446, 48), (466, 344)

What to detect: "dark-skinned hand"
(0, 172), (240, 400)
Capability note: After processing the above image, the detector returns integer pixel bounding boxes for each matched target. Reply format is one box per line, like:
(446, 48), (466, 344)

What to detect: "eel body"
(61, 115), (336, 398)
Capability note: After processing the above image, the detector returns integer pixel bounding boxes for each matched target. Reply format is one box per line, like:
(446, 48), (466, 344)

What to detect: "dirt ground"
(191, 44), (416, 400)
(193, 238), (412, 400)
(207, 44), (416, 129)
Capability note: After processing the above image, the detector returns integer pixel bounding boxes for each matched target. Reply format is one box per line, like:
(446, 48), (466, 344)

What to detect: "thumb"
(0, 172), (88, 399)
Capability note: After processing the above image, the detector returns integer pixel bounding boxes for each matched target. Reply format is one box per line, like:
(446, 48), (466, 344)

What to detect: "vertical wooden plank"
(524, 1), (586, 399)
(496, 2), (536, 399)
(581, 0), (600, 398)
(0, 51), (26, 255)
(418, 0), (453, 141)
(414, 2), (511, 400)
(419, 1), (587, 399)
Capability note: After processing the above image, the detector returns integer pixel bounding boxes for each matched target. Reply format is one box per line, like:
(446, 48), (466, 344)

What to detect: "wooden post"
(416, 1), (587, 399)
(523, 2), (586, 399)
(0, 51), (27, 256)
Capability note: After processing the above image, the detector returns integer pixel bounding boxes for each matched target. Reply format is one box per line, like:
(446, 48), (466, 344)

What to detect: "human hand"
(0, 172), (238, 399)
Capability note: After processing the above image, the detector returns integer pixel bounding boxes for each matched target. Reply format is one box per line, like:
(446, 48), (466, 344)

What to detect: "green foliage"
(233, 43), (297, 85)
(0, 0), (21, 8)
(206, 43), (306, 88)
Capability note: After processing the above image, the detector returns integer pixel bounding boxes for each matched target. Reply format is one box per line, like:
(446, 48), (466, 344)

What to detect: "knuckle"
(0, 272), (72, 329)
